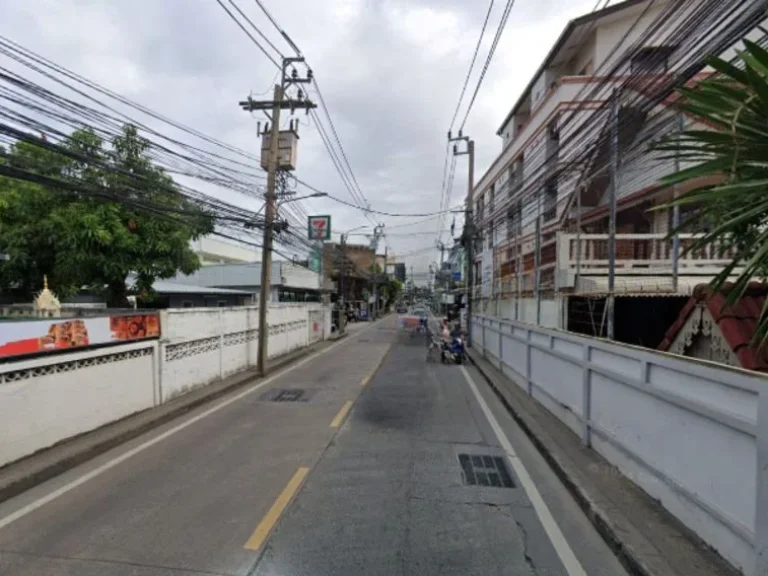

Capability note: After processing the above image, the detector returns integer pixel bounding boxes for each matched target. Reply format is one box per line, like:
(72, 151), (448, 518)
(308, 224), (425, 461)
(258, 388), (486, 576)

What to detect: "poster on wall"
(0, 314), (160, 359)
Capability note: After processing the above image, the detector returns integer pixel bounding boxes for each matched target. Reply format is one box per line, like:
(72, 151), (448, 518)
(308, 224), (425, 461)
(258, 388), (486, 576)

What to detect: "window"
(630, 46), (674, 73)
(217, 300), (228, 307)
(181, 300), (194, 308)
(507, 200), (522, 239)
(487, 221), (494, 248)
(489, 183), (495, 212)
(543, 180), (557, 222)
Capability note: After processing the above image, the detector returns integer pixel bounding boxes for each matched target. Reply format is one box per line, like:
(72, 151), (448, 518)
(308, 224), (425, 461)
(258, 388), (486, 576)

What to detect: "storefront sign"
(308, 215), (331, 240)
(0, 313), (160, 359)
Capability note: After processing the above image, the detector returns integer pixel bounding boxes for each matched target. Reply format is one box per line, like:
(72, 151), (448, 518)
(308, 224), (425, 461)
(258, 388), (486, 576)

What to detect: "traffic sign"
(307, 215), (331, 240)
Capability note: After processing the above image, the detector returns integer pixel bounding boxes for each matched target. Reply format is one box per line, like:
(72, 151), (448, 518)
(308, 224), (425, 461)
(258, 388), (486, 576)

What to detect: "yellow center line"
(244, 466), (310, 551)
(329, 400), (354, 429)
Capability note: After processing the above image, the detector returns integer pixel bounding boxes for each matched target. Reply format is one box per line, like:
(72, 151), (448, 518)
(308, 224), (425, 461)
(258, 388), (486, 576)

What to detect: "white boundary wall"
(0, 305), (330, 468)
(472, 315), (768, 575)
(158, 304), (326, 402)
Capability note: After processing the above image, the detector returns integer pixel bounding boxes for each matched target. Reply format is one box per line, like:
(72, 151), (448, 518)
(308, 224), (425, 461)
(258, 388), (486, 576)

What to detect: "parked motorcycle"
(440, 335), (465, 364)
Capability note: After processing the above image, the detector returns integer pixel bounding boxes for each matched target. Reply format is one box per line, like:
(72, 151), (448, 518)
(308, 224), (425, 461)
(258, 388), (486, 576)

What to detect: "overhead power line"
(459, 0), (517, 131)
(226, 0), (285, 58)
(214, 0), (281, 68)
(448, 0), (496, 131)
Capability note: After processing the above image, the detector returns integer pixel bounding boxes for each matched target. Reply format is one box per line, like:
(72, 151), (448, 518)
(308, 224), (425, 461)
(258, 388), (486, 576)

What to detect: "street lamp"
(278, 192), (327, 207)
(340, 224), (370, 243)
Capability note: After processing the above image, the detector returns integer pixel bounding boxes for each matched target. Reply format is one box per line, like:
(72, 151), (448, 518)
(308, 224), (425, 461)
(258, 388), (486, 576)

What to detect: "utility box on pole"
(261, 130), (299, 171)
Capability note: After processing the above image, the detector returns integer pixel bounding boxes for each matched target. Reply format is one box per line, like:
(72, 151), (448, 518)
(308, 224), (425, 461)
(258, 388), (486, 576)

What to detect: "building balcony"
(495, 233), (740, 297)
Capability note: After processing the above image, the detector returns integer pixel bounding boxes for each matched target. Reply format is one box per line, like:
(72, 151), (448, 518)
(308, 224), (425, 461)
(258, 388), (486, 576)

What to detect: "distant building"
(322, 242), (377, 305)
(191, 236), (259, 265)
(171, 261), (321, 303)
(394, 263), (406, 283)
(140, 279), (253, 308)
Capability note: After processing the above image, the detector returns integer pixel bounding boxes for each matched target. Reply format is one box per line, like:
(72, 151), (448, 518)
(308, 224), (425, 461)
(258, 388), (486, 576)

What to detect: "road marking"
(459, 366), (588, 576)
(360, 375), (370, 387)
(0, 320), (385, 533)
(244, 466), (309, 551)
(329, 400), (354, 429)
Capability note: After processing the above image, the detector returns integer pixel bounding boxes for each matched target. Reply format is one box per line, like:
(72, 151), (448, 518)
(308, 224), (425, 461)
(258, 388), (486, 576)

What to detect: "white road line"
(0, 321), (383, 532)
(460, 366), (588, 576)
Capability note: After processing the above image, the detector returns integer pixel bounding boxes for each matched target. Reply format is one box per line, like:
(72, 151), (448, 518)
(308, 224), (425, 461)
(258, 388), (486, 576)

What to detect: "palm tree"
(657, 39), (768, 342)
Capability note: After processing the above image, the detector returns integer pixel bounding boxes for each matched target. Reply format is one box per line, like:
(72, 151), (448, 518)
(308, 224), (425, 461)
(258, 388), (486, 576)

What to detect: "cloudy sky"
(0, 0), (598, 277)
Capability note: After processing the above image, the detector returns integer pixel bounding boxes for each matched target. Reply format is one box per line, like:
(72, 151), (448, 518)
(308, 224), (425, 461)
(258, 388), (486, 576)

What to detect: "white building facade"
(470, 0), (764, 345)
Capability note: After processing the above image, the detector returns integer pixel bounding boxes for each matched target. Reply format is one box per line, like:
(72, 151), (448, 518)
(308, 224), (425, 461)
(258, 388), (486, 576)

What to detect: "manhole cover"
(273, 389), (305, 402)
(458, 454), (515, 488)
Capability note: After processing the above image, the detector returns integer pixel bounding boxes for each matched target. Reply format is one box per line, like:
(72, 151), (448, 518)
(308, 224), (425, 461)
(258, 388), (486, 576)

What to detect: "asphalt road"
(0, 318), (628, 575)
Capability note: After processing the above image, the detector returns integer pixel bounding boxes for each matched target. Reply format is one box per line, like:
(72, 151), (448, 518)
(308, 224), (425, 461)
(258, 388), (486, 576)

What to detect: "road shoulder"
(0, 335), (344, 506)
(467, 348), (739, 576)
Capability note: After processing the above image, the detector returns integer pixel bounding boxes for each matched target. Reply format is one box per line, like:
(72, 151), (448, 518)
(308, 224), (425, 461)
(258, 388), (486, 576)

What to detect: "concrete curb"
(466, 348), (738, 576)
(0, 336), (345, 506)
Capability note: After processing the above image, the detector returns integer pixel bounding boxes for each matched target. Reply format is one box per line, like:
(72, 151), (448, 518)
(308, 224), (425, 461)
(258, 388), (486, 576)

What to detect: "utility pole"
(239, 58), (316, 376)
(607, 90), (619, 340)
(450, 130), (474, 346)
(339, 235), (347, 334)
(436, 240), (445, 316)
(671, 111), (684, 293)
(535, 186), (542, 325)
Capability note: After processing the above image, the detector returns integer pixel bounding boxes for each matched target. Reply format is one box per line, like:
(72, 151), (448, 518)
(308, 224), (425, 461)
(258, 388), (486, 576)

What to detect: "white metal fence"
(472, 314), (768, 575)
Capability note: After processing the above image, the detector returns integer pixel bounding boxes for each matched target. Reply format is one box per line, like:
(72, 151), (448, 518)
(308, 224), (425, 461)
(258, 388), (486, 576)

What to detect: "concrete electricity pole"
(450, 131), (474, 346)
(239, 57), (316, 375)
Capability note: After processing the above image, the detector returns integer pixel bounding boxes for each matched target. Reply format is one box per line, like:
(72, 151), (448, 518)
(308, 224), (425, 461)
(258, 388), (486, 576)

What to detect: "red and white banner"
(0, 314), (160, 359)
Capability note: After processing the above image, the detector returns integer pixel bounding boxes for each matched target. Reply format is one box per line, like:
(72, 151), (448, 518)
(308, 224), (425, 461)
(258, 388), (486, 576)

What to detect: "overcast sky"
(0, 0), (598, 277)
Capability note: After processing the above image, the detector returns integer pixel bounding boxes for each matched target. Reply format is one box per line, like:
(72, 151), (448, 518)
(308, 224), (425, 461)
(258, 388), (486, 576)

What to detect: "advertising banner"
(0, 313), (160, 359)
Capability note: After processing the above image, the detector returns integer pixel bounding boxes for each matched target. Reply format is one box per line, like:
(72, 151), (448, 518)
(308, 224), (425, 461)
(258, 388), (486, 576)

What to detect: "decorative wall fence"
(472, 315), (768, 575)
(0, 304), (331, 469)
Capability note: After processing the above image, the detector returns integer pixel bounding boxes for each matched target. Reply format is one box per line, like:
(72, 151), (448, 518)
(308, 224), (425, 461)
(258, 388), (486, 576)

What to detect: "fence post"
(498, 321), (503, 369)
(218, 309), (224, 379)
(154, 341), (163, 407)
(525, 329), (532, 396)
(754, 388), (768, 575)
(581, 343), (592, 447)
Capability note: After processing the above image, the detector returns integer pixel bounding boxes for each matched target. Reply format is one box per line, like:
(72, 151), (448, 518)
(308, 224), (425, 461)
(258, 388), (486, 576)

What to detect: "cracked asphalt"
(0, 320), (627, 575)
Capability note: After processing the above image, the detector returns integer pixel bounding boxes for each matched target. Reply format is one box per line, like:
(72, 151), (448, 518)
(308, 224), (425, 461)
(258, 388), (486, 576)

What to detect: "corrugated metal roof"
(150, 279), (252, 295)
(170, 261), (319, 290)
(126, 275), (252, 295)
(573, 275), (714, 296)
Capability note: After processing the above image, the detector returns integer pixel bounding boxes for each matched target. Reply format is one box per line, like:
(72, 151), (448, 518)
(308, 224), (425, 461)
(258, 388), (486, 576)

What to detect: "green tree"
(657, 40), (768, 343)
(381, 278), (403, 307)
(0, 125), (214, 306)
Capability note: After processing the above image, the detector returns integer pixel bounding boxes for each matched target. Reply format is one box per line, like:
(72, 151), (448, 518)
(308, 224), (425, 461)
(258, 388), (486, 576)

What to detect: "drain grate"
(458, 454), (515, 488)
(273, 389), (305, 402)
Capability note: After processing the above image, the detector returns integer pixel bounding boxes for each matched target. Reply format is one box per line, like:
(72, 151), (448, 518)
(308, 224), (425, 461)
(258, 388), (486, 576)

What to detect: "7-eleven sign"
(308, 215), (331, 240)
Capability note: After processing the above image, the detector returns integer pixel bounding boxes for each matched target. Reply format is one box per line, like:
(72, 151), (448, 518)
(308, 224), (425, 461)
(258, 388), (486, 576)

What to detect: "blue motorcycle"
(440, 335), (465, 364)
